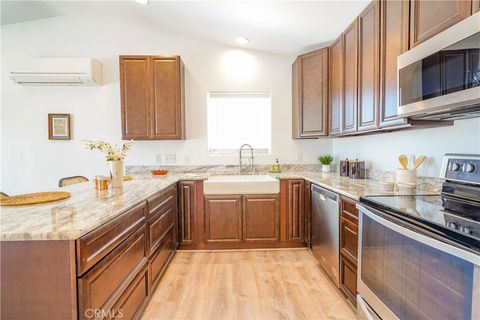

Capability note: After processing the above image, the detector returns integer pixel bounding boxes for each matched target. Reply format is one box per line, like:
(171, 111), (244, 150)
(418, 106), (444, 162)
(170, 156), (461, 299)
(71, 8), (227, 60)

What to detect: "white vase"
(322, 164), (331, 173)
(109, 160), (124, 188)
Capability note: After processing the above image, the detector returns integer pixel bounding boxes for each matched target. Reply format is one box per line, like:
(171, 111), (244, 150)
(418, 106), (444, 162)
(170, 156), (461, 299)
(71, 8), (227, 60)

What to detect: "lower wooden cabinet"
(204, 195), (242, 244)
(149, 226), (175, 291)
(339, 196), (359, 306)
(304, 180), (312, 247)
(286, 179), (305, 242)
(243, 195), (280, 242)
(178, 180), (199, 249)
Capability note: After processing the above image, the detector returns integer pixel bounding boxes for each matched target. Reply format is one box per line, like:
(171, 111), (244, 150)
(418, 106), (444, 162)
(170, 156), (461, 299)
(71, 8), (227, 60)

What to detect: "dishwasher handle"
(311, 184), (339, 202)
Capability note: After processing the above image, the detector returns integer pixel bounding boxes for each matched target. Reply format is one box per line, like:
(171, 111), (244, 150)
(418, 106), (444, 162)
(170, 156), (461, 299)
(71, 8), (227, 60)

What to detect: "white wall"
(332, 118), (480, 178)
(1, 17), (332, 194)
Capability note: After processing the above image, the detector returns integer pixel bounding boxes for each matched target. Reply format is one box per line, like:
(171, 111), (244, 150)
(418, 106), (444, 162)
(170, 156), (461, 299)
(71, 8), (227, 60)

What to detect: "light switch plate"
(154, 154), (162, 164)
(165, 154), (176, 164)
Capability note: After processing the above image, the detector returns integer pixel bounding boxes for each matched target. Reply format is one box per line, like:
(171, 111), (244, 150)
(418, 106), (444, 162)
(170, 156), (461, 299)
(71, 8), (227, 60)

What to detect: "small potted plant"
(318, 154), (334, 173)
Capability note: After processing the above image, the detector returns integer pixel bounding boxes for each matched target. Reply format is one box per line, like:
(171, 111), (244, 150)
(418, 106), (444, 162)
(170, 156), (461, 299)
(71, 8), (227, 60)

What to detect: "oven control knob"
(462, 163), (475, 173)
(461, 226), (472, 235)
(447, 221), (459, 229)
(450, 162), (461, 171)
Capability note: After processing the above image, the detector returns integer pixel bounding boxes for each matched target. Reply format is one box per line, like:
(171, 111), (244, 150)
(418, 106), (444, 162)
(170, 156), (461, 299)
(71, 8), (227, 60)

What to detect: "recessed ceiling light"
(235, 36), (249, 45)
(134, 0), (149, 4)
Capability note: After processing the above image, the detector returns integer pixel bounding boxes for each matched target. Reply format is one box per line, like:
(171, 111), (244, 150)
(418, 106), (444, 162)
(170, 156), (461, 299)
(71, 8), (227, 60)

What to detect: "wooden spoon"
(413, 155), (426, 170)
(399, 155), (408, 170)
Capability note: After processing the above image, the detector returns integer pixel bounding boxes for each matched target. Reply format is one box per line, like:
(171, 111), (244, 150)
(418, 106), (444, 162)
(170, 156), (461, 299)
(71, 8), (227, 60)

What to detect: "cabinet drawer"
(340, 255), (357, 306)
(147, 186), (176, 219)
(78, 226), (148, 319)
(340, 217), (358, 261)
(77, 201), (147, 276)
(148, 205), (176, 255)
(341, 196), (358, 223)
(108, 265), (149, 320)
(149, 226), (175, 291)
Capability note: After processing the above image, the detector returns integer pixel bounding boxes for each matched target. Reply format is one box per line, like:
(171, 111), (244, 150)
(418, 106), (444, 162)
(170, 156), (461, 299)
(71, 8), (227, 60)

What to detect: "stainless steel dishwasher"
(311, 183), (340, 287)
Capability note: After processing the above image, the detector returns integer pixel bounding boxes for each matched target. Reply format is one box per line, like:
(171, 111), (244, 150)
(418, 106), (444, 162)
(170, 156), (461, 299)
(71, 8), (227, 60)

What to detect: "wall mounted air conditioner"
(9, 58), (102, 86)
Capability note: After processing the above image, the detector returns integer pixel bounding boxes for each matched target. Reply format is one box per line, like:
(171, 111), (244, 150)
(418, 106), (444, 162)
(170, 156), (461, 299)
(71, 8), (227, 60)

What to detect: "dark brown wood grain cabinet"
(410, 0), (472, 48)
(204, 195), (242, 244)
(329, 36), (344, 136)
(120, 55), (185, 140)
(287, 179), (305, 242)
(474, 0), (480, 13)
(242, 195), (280, 242)
(358, 0), (380, 132)
(342, 19), (359, 134)
(304, 180), (312, 247)
(292, 48), (329, 138)
(178, 180), (198, 249)
(339, 196), (359, 306)
(379, 0), (410, 128)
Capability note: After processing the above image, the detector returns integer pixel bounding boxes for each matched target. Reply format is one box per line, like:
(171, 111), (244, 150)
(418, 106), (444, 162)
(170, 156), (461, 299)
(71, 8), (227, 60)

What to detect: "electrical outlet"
(154, 154), (162, 164)
(165, 154), (176, 164)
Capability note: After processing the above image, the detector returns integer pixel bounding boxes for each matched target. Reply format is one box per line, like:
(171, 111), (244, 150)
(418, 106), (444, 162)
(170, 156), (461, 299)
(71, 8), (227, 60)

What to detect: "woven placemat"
(0, 191), (71, 206)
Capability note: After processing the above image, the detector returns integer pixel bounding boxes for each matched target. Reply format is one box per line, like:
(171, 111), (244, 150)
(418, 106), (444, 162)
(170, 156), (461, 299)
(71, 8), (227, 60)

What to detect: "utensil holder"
(395, 168), (417, 185)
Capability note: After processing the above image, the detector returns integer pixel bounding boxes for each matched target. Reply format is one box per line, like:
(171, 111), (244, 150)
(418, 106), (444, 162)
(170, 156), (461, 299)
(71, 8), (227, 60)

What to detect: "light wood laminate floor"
(141, 249), (357, 320)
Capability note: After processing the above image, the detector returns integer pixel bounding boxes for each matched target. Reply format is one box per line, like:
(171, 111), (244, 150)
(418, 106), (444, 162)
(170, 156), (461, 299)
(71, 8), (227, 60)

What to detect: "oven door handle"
(358, 204), (480, 266)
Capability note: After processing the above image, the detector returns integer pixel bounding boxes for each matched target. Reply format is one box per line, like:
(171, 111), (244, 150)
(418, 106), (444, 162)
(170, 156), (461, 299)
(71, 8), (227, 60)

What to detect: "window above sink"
(207, 92), (272, 155)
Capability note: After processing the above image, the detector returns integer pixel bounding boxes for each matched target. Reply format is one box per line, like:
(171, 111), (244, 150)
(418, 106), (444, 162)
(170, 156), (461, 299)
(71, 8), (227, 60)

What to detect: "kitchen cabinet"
(339, 196), (359, 306)
(329, 36), (343, 136)
(474, 0), (480, 13)
(410, 0), (472, 48)
(204, 195), (242, 244)
(304, 180), (312, 247)
(178, 181), (199, 249)
(120, 55), (185, 140)
(292, 48), (329, 138)
(342, 19), (359, 134)
(242, 195), (280, 242)
(286, 179), (305, 242)
(358, 0), (380, 132)
(379, 0), (410, 128)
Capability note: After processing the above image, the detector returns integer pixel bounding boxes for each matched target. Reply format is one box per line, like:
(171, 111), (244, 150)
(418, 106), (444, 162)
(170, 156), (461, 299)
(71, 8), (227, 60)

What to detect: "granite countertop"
(0, 172), (439, 241)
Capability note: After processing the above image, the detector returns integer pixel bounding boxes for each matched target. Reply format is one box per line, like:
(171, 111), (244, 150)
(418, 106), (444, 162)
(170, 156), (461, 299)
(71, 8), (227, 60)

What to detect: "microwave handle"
(357, 204), (480, 266)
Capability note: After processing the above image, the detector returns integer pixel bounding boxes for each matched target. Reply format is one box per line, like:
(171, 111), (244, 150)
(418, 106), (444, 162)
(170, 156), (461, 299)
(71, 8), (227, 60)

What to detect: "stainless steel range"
(357, 154), (480, 320)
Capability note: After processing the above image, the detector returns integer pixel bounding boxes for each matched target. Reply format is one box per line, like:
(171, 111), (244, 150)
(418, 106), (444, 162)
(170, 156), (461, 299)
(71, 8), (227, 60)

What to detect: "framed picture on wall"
(48, 114), (71, 140)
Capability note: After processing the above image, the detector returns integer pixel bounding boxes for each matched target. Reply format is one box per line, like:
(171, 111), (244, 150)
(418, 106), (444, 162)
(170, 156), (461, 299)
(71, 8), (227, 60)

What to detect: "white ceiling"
(1, 1), (370, 55)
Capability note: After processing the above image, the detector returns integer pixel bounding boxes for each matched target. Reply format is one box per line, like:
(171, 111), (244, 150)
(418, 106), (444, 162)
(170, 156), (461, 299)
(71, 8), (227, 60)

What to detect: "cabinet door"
(287, 180), (305, 241)
(340, 216), (358, 262)
(358, 1), (380, 132)
(329, 36), (343, 136)
(151, 57), (185, 140)
(242, 195), (280, 242)
(178, 181), (196, 248)
(292, 49), (329, 138)
(120, 56), (151, 140)
(340, 255), (357, 306)
(474, 0), (480, 13)
(380, 0), (410, 128)
(204, 195), (242, 244)
(342, 20), (359, 134)
(410, 0), (472, 48)
(304, 180), (311, 247)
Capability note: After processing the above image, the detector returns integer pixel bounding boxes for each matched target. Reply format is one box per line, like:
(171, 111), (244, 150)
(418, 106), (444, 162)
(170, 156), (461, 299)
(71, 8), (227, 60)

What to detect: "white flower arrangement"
(84, 140), (134, 161)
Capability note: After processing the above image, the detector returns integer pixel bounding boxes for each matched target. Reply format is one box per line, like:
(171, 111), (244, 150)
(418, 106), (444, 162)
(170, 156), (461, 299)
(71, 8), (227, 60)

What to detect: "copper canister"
(349, 160), (366, 179)
(339, 159), (350, 177)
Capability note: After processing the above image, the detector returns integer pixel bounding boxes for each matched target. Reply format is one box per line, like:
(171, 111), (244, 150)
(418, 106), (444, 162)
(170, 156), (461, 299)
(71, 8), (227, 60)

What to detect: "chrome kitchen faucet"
(239, 144), (255, 175)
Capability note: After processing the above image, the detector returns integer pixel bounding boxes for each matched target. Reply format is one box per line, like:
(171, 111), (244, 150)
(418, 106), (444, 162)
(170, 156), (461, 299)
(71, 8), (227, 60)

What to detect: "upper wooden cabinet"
(379, 0), (410, 128)
(329, 36), (343, 136)
(358, 0), (381, 132)
(474, 0), (480, 13)
(342, 20), (359, 134)
(120, 55), (185, 140)
(292, 48), (329, 138)
(410, 0), (472, 48)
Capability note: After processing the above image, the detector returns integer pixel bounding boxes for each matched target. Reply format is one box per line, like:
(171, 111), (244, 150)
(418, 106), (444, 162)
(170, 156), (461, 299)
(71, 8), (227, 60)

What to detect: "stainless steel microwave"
(397, 12), (480, 120)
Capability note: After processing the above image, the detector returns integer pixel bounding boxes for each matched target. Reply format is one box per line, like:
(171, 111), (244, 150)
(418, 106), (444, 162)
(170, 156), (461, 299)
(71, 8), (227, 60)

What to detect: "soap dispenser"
(272, 158), (281, 173)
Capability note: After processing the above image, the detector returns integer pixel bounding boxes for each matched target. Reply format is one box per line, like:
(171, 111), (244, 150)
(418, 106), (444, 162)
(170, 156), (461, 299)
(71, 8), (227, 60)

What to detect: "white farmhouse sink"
(203, 175), (280, 195)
